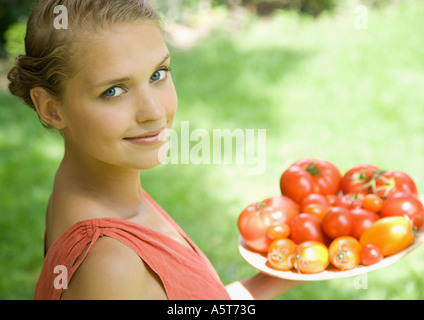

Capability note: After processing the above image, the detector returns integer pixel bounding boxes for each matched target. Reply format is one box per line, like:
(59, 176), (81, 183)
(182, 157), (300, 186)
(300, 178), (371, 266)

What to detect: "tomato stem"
(292, 253), (303, 274)
(256, 202), (267, 211)
(404, 215), (418, 239)
(306, 163), (322, 176)
(336, 249), (347, 263)
(355, 170), (388, 198)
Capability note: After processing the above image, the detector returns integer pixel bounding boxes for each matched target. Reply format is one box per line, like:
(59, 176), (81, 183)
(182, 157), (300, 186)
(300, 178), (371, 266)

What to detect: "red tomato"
(326, 194), (338, 206)
(294, 241), (329, 274)
(362, 194), (384, 213)
(350, 208), (379, 240)
(375, 171), (418, 198)
(380, 192), (424, 231)
(360, 244), (383, 266)
(289, 213), (329, 245)
(300, 193), (331, 211)
(267, 238), (297, 271)
(266, 223), (290, 240)
(412, 215), (424, 232)
(360, 216), (414, 256)
(329, 236), (362, 270)
(334, 193), (364, 209)
(322, 207), (353, 239)
(341, 164), (380, 195)
(280, 158), (342, 203)
(238, 196), (299, 252)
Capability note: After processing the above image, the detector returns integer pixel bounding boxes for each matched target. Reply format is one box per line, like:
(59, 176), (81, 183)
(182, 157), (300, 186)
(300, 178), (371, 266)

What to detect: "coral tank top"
(34, 190), (231, 300)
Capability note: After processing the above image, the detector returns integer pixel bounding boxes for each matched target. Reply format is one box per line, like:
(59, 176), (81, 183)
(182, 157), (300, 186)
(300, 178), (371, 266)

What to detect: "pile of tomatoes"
(238, 158), (424, 274)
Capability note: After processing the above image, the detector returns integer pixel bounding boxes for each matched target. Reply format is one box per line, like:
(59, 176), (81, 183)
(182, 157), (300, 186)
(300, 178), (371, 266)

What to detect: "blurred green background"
(1, 0), (424, 299)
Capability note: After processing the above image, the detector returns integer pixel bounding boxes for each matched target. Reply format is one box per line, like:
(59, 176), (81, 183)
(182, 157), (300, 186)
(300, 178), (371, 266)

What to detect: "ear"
(30, 87), (66, 130)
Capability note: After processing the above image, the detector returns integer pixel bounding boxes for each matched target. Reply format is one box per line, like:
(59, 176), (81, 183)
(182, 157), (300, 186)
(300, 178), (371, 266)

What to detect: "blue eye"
(150, 68), (170, 83)
(103, 86), (125, 99)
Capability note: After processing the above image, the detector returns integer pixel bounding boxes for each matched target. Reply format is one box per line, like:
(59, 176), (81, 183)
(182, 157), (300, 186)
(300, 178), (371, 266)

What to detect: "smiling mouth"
(124, 128), (167, 146)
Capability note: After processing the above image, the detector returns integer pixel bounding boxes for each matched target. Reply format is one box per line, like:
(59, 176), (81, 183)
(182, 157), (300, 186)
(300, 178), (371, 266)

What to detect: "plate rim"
(238, 232), (424, 281)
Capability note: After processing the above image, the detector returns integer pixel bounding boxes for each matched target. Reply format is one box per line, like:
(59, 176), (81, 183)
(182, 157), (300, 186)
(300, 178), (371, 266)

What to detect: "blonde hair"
(8, 0), (162, 128)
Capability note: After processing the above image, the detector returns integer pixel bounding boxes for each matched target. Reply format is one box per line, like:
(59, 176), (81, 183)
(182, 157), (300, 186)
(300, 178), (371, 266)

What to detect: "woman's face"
(60, 22), (178, 170)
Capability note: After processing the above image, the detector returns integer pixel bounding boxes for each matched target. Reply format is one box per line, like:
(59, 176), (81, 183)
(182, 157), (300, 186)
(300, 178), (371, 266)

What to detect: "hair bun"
(7, 54), (37, 110)
(15, 54), (24, 63)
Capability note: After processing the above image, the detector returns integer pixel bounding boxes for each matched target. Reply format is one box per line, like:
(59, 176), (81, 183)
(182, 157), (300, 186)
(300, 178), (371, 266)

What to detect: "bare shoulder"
(61, 236), (167, 300)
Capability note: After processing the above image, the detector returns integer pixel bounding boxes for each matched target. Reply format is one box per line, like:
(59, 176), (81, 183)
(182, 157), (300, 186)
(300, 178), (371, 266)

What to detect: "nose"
(134, 87), (166, 124)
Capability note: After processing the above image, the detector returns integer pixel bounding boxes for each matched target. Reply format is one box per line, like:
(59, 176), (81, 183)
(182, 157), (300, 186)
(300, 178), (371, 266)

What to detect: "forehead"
(69, 22), (168, 85)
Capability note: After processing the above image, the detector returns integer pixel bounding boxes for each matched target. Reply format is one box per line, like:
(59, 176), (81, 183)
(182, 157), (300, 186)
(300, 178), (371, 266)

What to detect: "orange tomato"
(302, 203), (327, 221)
(362, 194), (384, 213)
(266, 223), (291, 241)
(294, 241), (329, 274)
(267, 238), (297, 271)
(329, 236), (362, 270)
(360, 216), (414, 256)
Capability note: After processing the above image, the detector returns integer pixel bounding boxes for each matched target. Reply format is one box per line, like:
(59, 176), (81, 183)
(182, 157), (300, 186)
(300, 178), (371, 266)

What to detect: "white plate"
(239, 232), (424, 281)
(238, 194), (424, 281)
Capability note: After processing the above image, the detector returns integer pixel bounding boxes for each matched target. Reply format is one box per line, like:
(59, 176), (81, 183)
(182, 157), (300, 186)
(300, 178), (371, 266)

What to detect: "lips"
(124, 128), (167, 146)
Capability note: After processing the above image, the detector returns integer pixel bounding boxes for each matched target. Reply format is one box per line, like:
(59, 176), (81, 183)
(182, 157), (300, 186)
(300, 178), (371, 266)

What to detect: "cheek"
(64, 103), (127, 149)
(163, 80), (178, 124)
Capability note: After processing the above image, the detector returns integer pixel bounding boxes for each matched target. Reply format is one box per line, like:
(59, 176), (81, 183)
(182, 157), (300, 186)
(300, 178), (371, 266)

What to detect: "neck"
(55, 147), (145, 218)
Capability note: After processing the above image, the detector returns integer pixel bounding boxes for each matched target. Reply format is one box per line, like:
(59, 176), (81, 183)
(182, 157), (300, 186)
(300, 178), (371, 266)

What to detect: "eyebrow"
(92, 52), (171, 89)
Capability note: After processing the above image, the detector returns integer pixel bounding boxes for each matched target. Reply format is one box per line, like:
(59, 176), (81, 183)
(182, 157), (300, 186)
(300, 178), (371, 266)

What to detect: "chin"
(132, 146), (169, 171)
(136, 161), (162, 171)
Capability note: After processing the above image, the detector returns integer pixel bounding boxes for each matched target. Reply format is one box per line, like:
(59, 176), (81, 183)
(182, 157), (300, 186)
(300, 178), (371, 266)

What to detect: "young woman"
(8, 0), (301, 300)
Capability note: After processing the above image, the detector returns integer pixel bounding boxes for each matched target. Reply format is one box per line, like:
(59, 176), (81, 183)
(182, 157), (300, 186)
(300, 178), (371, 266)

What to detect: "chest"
(45, 195), (194, 254)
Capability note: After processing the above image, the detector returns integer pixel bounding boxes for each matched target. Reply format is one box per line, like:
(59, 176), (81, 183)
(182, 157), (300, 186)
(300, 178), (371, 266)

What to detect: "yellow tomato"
(360, 216), (414, 256)
(295, 241), (329, 274)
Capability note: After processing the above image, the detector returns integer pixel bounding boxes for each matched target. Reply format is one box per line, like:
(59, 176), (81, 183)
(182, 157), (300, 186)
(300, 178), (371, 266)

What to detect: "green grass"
(1, 0), (424, 299)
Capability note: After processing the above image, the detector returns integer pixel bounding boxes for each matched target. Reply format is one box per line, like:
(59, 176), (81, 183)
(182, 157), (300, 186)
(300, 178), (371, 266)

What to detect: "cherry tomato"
(350, 208), (379, 240)
(341, 164), (380, 195)
(329, 236), (362, 270)
(412, 214), (424, 232)
(322, 207), (353, 239)
(380, 192), (424, 231)
(334, 193), (364, 209)
(290, 213), (329, 245)
(302, 203), (327, 221)
(294, 241), (329, 274)
(360, 244), (383, 266)
(266, 223), (291, 240)
(375, 171), (418, 198)
(267, 238), (297, 271)
(362, 194), (384, 213)
(360, 216), (414, 256)
(300, 193), (331, 211)
(238, 196), (299, 252)
(280, 158), (342, 203)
